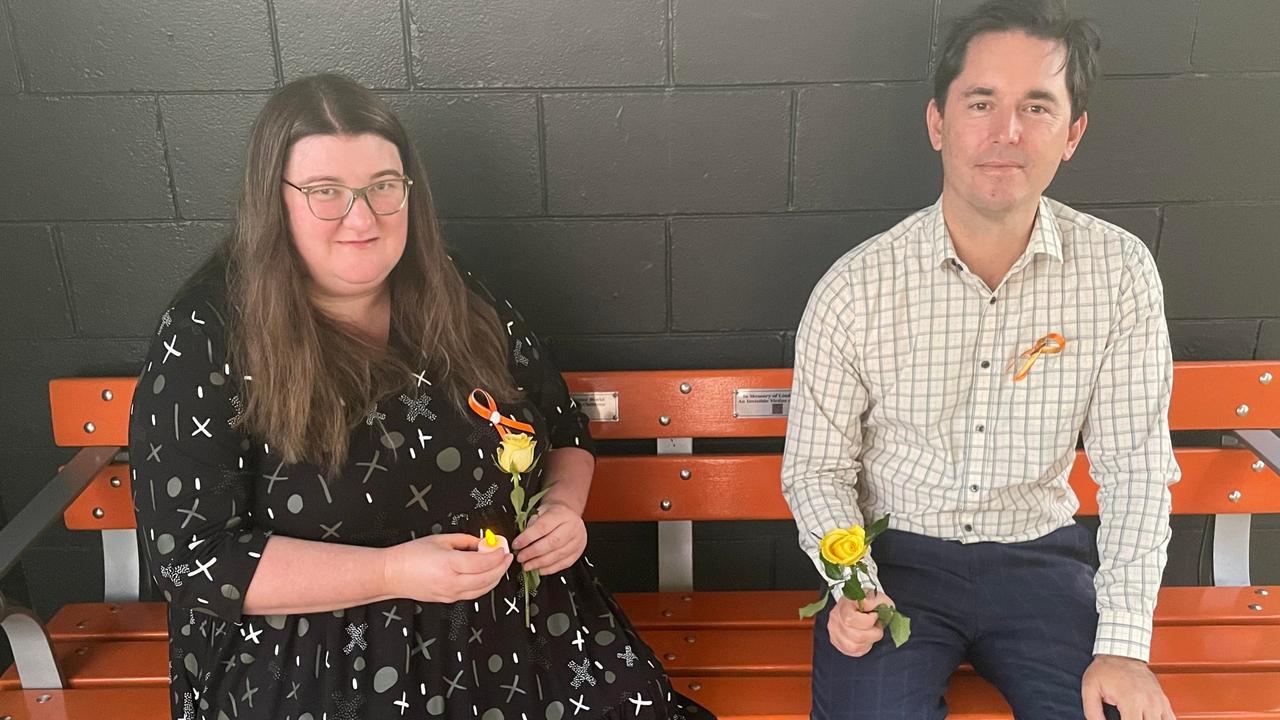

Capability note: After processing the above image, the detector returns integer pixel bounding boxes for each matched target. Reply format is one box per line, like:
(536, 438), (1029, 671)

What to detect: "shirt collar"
(926, 195), (1064, 270)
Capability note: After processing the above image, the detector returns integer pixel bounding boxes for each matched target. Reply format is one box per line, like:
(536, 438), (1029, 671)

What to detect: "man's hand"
(826, 590), (895, 657)
(1082, 654), (1175, 720)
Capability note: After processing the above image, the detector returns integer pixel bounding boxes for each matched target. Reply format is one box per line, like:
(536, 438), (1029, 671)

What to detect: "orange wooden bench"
(2, 362), (1279, 718)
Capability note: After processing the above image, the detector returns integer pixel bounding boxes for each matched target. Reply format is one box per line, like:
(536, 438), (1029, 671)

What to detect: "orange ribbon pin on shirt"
(1006, 333), (1066, 382)
(468, 388), (536, 438)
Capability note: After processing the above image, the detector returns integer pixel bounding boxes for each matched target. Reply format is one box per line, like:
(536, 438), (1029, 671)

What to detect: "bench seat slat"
(646, 625), (1280, 677)
(13, 622), (1280, 690)
(6, 672), (1278, 720)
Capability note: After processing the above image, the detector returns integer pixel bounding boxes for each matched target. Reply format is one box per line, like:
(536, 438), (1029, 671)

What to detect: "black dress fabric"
(129, 278), (712, 720)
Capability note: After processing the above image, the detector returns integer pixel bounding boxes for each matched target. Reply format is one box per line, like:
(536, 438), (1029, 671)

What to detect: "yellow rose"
(496, 433), (536, 474)
(819, 525), (867, 566)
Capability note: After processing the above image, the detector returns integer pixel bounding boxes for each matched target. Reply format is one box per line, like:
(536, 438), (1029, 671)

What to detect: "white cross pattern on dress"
(570, 695), (590, 715)
(616, 645), (638, 667)
(187, 556), (216, 582)
(160, 563), (190, 587)
(470, 483), (498, 508)
(571, 629), (586, 651)
(343, 622), (368, 655)
(399, 393), (438, 422)
(568, 658), (595, 688)
(162, 335), (182, 363)
(628, 692), (653, 715)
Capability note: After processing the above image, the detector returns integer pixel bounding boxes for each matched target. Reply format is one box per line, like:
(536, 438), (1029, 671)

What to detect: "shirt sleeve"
(781, 266), (881, 592)
(1081, 239), (1180, 662)
(128, 300), (268, 625)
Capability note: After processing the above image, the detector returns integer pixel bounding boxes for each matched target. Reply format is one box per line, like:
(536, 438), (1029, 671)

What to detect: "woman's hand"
(512, 502), (587, 575)
(382, 533), (512, 603)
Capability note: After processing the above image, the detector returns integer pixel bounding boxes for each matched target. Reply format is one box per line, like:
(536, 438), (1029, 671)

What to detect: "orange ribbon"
(1006, 333), (1066, 382)
(468, 388), (535, 438)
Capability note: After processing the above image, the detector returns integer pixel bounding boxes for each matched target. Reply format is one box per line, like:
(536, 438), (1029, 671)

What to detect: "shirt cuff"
(1093, 608), (1153, 662)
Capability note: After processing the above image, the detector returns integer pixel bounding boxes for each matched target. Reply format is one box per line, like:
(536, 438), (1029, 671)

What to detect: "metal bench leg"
(0, 593), (65, 689)
(102, 529), (142, 603)
(657, 438), (694, 592)
(1214, 429), (1280, 587)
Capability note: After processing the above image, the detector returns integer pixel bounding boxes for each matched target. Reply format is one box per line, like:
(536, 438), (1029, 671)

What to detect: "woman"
(129, 74), (709, 720)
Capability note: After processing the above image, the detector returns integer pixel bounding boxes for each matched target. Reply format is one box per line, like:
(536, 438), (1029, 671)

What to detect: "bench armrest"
(0, 446), (117, 689)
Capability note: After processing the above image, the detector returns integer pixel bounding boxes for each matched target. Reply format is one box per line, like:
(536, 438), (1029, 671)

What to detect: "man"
(781, 1), (1179, 718)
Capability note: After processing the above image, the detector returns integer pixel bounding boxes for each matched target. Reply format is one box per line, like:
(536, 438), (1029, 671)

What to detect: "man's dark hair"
(933, 0), (1101, 122)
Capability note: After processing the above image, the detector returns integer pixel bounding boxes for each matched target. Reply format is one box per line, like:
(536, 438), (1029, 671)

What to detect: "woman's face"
(281, 132), (410, 302)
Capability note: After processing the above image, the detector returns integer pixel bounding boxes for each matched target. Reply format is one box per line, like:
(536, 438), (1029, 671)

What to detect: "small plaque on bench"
(734, 388), (791, 418)
(571, 392), (619, 422)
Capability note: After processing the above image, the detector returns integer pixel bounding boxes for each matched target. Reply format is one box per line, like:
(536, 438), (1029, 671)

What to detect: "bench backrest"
(46, 361), (1280, 593)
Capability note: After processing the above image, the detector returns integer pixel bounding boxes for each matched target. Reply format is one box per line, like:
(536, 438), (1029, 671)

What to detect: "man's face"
(927, 31), (1088, 218)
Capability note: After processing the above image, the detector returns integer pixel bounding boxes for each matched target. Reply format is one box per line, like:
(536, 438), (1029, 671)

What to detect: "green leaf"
(841, 581), (866, 603)
(888, 612), (911, 647)
(525, 570), (541, 593)
(511, 484), (526, 513)
(526, 487), (552, 512)
(798, 592), (830, 619)
(874, 604), (896, 627)
(820, 555), (844, 580)
(864, 514), (891, 545)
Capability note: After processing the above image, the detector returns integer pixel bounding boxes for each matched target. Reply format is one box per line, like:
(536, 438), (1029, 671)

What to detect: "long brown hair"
(203, 74), (517, 474)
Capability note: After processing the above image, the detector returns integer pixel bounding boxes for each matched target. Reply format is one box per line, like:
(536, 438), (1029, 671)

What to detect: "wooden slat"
(616, 586), (1280, 631)
(62, 464), (133, 531)
(646, 625), (1280, 677)
(46, 603), (168, 642)
(581, 448), (1279, 522)
(48, 378), (135, 448)
(1073, 447), (1280, 515)
(40, 585), (1277, 649)
(585, 455), (788, 521)
(0, 641), (166, 690)
(0, 687), (168, 720)
(671, 672), (1280, 719)
(1170, 362), (1280, 431)
(47, 363), (1280, 448)
(3, 674), (1276, 720)
(564, 369), (793, 440)
(65, 446), (1280, 532)
(18, 624), (1279, 692)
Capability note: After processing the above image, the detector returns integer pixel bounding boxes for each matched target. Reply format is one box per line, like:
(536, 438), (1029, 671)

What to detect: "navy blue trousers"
(811, 525), (1100, 719)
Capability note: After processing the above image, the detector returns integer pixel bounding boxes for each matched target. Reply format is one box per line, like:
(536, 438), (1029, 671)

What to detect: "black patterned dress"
(129, 279), (711, 719)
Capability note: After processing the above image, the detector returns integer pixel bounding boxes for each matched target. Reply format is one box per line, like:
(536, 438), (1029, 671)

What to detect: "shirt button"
(975, 424), (985, 433)
(963, 524), (974, 532)
(989, 296), (997, 305)
(969, 484), (980, 493)
(980, 360), (991, 369)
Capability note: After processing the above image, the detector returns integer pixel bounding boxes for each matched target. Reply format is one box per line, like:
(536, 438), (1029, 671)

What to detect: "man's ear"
(1062, 110), (1088, 161)
(927, 98), (944, 152)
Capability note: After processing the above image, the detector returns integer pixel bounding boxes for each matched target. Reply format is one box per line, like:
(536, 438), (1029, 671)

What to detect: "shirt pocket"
(1005, 331), (1099, 456)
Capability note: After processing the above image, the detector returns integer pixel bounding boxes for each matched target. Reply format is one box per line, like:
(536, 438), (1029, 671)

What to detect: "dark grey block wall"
(1, 0), (1278, 625)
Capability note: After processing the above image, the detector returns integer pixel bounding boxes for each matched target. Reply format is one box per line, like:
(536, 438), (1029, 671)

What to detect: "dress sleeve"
(128, 299), (268, 624)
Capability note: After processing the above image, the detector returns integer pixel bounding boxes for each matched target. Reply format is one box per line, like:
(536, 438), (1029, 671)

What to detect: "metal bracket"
(0, 446), (117, 580)
(1213, 514), (1252, 587)
(656, 437), (694, 592)
(1231, 429), (1280, 475)
(102, 529), (141, 603)
(0, 593), (66, 689)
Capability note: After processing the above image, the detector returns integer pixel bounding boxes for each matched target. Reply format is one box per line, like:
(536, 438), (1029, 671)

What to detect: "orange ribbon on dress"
(1006, 333), (1066, 382)
(468, 388), (535, 438)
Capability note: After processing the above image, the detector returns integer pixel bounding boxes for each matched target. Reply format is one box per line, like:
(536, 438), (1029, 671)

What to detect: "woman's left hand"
(512, 502), (587, 575)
